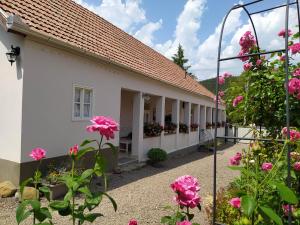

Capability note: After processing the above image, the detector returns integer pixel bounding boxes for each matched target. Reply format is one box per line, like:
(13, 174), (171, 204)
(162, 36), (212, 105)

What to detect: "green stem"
(71, 159), (75, 225)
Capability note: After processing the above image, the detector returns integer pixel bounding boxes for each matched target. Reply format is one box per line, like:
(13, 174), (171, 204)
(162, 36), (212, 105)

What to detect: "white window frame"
(72, 84), (94, 121)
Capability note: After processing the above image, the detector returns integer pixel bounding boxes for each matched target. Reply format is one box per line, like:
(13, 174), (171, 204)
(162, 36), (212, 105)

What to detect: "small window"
(73, 86), (93, 120)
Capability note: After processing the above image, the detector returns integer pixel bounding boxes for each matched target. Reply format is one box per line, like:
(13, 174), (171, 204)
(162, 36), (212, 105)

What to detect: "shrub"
(147, 148), (167, 164)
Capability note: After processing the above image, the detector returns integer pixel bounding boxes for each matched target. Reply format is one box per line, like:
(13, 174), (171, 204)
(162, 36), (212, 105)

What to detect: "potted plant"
(206, 122), (212, 129)
(147, 148), (167, 167)
(190, 123), (199, 132)
(44, 166), (68, 200)
(179, 123), (189, 133)
(144, 123), (163, 137)
(164, 122), (178, 134)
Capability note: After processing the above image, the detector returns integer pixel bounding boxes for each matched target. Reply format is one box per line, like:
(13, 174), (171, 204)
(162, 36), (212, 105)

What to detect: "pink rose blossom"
(29, 148), (46, 161)
(288, 78), (300, 96)
(278, 29), (293, 38)
(171, 175), (201, 209)
(279, 55), (286, 61)
(218, 76), (225, 85)
(234, 152), (242, 161)
(294, 162), (300, 171)
(128, 219), (138, 225)
(282, 127), (300, 142)
(86, 116), (119, 140)
(233, 95), (244, 107)
(293, 68), (300, 77)
(229, 157), (240, 166)
(229, 197), (241, 208)
(243, 62), (252, 71)
(239, 31), (256, 52)
(177, 221), (192, 225)
(218, 91), (225, 97)
(69, 144), (79, 156)
(282, 205), (295, 216)
(289, 43), (300, 55)
(238, 50), (249, 62)
(256, 59), (262, 66)
(261, 162), (273, 171)
(222, 72), (232, 78)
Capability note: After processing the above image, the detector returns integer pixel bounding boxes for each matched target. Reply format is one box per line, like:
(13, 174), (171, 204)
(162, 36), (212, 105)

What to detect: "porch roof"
(0, 0), (214, 99)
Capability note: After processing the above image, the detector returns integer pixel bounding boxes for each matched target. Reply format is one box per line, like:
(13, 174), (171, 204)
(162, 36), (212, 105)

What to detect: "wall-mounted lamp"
(142, 93), (151, 101)
(6, 45), (20, 66)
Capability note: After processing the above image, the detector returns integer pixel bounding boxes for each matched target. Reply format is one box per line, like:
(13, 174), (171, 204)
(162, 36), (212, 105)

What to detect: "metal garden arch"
(213, 0), (300, 224)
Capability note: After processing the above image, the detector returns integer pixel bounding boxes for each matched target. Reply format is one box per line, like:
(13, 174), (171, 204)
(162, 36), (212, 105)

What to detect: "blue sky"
(75, 0), (298, 80)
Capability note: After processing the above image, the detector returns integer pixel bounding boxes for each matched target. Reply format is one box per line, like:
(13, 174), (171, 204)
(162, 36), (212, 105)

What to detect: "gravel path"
(0, 143), (245, 225)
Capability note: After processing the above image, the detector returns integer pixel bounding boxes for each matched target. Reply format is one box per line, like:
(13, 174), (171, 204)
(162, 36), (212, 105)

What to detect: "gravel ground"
(0, 143), (245, 225)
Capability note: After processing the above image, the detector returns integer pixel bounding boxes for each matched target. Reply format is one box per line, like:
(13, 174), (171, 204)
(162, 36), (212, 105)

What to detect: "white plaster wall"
(20, 39), (223, 162)
(143, 136), (160, 159)
(161, 134), (176, 153)
(189, 131), (199, 145)
(177, 134), (189, 149)
(120, 91), (134, 137)
(0, 27), (24, 163)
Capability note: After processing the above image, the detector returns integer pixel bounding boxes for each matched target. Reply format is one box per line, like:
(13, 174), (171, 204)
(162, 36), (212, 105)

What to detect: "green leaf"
(161, 216), (172, 223)
(241, 195), (256, 217)
(84, 213), (104, 222)
(76, 147), (95, 160)
(26, 200), (41, 211)
(274, 183), (298, 204)
(20, 178), (33, 197)
(34, 207), (52, 222)
(228, 166), (244, 171)
(81, 169), (94, 180)
(102, 142), (117, 156)
(49, 200), (69, 211)
(16, 201), (32, 224)
(80, 139), (97, 147)
(39, 186), (51, 201)
(78, 186), (92, 198)
(102, 192), (117, 212)
(259, 206), (283, 225)
(94, 156), (106, 176)
(64, 190), (73, 202)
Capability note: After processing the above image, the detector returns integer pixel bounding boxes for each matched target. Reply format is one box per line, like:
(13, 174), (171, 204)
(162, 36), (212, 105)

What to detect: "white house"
(0, 0), (225, 184)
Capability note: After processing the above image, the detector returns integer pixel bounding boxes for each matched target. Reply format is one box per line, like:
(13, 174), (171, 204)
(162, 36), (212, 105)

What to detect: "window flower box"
(164, 122), (178, 135)
(190, 123), (199, 132)
(144, 123), (163, 137)
(206, 122), (212, 129)
(179, 123), (189, 134)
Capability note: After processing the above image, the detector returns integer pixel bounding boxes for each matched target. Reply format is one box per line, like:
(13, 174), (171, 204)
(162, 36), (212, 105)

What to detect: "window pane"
(74, 88), (81, 102)
(84, 104), (91, 117)
(84, 90), (91, 103)
(74, 103), (81, 117)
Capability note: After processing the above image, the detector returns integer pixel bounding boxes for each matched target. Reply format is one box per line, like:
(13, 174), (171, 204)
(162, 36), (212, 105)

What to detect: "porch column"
(184, 102), (191, 133)
(200, 105), (206, 129)
(194, 104), (200, 141)
(156, 96), (165, 146)
(172, 99), (180, 147)
(132, 92), (144, 162)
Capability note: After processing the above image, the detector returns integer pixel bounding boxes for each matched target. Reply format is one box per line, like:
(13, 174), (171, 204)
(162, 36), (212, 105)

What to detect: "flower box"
(190, 123), (199, 132)
(164, 122), (178, 134)
(144, 123), (163, 137)
(179, 123), (189, 134)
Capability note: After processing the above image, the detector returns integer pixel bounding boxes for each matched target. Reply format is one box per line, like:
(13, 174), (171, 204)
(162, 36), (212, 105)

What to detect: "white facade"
(0, 26), (226, 165)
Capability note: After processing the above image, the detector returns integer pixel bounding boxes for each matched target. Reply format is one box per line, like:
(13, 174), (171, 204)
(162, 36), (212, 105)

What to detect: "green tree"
(172, 44), (191, 73)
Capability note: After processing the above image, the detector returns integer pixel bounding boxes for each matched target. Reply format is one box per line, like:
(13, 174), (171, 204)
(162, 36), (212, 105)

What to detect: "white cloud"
(134, 19), (163, 46)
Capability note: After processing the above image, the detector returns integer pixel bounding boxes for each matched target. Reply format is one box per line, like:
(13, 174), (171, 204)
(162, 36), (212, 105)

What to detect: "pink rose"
(171, 175), (201, 209)
(282, 127), (300, 142)
(218, 76), (225, 85)
(238, 50), (249, 62)
(279, 55), (286, 61)
(222, 72), (232, 78)
(256, 59), (262, 66)
(289, 43), (300, 55)
(243, 62), (252, 71)
(294, 162), (300, 171)
(128, 219), (138, 225)
(177, 221), (192, 225)
(234, 152), (242, 161)
(218, 91), (225, 97)
(229, 157), (240, 166)
(86, 116), (119, 140)
(233, 95), (244, 107)
(293, 68), (300, 77)
(278, 29), (292, 38)
(29, 148), (46, 161)
(239, 31), (256, 52)
(69, 144), (79, 156)
(261, 162), (273, 171)
(282, 205), (295, 216)
(288, 78), (300, 95)
(229, 197), (241, 208)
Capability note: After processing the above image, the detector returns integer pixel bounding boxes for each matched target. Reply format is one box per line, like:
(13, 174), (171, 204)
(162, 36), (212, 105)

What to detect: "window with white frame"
(73, 86), (93, 119)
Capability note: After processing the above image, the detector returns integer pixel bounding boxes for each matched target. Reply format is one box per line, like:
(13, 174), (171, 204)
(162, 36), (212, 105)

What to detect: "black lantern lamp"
(6, 45), (20, 66)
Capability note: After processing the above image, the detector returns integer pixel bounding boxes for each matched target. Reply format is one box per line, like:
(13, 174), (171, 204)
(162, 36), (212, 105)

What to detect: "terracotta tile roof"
(0, 0), (214, 99)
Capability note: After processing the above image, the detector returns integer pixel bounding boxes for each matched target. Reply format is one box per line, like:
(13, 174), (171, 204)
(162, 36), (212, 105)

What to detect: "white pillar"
(194, 104), (200, 140)
(156, 96), (165, 146)
(132, 92), (144, 162)
(172, 99), (180, 147)
(200, 105), (206, 129)
(184, 102), (191, 132)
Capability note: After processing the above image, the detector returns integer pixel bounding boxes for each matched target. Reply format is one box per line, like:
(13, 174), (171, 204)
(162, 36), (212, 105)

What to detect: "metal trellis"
(213, 0), (300, 224)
